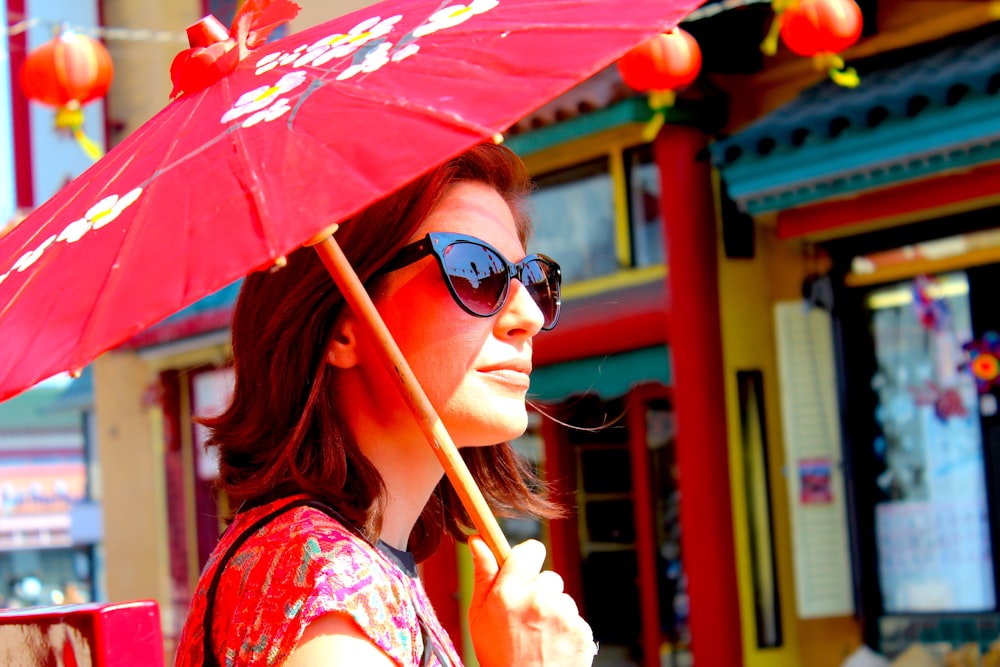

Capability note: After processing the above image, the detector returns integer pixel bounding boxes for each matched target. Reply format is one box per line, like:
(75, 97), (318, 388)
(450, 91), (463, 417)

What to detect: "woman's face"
(358, 180), (545, 447)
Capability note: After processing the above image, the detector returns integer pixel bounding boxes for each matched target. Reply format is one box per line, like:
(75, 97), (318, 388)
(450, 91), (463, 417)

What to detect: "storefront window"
(528, 144), (665, 288)
(626, 144), (664, 268)
(867, 272), (996, 612)
(0, 547), (93, 608)
(530, 158), (617, 284)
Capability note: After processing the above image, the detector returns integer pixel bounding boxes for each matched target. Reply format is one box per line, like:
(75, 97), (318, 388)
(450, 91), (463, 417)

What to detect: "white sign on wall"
(774, 301), (855, 618)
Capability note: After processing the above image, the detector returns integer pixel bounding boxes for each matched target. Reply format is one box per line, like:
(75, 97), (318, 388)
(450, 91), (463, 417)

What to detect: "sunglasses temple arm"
(309, 230), (513, 564)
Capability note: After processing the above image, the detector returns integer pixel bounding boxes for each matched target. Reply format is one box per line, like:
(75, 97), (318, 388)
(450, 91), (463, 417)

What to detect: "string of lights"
(3, 16), (186, 42)
(2, 0), (773, 43)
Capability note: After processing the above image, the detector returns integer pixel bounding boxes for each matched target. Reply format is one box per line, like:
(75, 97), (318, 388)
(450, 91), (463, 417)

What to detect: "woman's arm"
(284, 612), (397, 667)
(469, 536), (597, 667)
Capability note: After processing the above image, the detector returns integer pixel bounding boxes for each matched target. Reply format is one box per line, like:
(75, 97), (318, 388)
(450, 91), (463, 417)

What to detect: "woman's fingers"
(495, 539), (547, 585)
(534, 570), (565, 596)
(468, 536), (596, 667)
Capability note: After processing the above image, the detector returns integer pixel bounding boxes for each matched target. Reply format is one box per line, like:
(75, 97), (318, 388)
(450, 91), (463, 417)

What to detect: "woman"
(175, 142), (596, 666)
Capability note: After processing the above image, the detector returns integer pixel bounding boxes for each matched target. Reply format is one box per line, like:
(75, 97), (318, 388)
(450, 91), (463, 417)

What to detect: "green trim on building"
(528, 345), (671, 403)
(506, 97), (702, 157)
(0, 386), (82, 430)
(724, 96), (1000, 215)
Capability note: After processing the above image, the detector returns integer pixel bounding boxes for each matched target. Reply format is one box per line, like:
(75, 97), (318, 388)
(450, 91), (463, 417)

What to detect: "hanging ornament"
(20, 28), (114, 160)
(760, 0), (862, 88)
(617, 27), (702, 139)
(909, 381), (968, 423)
(960, 331), (1000, 394)
(911, 274), (950, 332)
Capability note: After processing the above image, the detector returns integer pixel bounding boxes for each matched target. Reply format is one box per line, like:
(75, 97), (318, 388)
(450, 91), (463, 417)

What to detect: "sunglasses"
(378, 232), (562, 330)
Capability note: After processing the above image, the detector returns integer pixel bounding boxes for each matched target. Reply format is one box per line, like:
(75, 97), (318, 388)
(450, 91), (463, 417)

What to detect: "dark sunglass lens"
(521, 259), (560, 327)
(442, 242), (508, 315)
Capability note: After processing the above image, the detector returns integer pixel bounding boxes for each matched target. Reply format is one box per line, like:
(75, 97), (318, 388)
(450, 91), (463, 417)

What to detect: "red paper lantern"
(21, 30), (113, 108)
(617, 28), (702, 93)
(20, 30), (113, 159)
(780, 0), (863, 57)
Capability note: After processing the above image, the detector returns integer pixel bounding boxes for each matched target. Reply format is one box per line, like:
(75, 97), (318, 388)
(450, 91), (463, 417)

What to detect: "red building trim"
(542, 412), (584, 606)
(160, 370), (193, 643)
(119, 308), (234, 350)
(776, 161), (1000, 240)
(0, 447), (82, 458)
(656, 125), (742, 665)
(533, 280), (670, 366)
(629, 385), (665, 667)
(7, 0), (33, 208)
(121, 276), (670, 361)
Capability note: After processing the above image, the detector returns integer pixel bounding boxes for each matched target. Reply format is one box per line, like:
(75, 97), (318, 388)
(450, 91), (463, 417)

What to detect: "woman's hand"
(469, 535), (597, 667)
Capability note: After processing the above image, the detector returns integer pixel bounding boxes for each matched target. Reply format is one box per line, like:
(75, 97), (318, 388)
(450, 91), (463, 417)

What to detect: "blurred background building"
(0, 374), (100, 609)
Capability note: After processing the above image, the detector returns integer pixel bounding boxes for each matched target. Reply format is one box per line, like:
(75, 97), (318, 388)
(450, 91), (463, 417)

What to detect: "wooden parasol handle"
(310, 231), (512, 563)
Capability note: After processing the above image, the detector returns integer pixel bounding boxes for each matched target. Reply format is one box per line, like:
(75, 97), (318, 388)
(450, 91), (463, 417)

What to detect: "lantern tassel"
(814, 52), (860, 88)
(641, 90), (676, 142)
(72, 129), (105, 160)
(54, 103), (105, 161)
(761, 0), (796, 56)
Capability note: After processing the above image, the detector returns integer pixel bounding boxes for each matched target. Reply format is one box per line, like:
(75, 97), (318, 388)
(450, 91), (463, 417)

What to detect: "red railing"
(0, 599), (163, 666)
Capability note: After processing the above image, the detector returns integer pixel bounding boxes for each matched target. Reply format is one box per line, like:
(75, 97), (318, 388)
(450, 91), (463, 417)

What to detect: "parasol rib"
(310, 230), (512, 563)
(71, 92), (237, 371)
(225, 79), (285, 266)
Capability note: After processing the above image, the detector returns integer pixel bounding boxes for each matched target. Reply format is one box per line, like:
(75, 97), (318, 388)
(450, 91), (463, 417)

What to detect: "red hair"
(201, 143), (559, 560)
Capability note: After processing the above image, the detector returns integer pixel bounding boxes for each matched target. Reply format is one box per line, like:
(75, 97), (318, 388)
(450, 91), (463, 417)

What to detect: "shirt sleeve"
(229, 509), (422, 667)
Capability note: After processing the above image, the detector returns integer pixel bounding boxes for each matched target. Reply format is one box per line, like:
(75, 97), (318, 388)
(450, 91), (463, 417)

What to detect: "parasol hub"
(170, 1), (301, 99)
(187, 15), (230, 48)
(170, 21), (239, 99)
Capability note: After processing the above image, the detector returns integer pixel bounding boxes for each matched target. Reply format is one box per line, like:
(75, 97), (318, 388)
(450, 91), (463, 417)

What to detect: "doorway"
(837, 259), (1000, 651)
(545, 387), (686, 667)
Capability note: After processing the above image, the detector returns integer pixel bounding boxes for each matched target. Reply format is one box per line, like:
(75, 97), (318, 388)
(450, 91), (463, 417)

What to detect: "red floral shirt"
(174, 496), (462, 666)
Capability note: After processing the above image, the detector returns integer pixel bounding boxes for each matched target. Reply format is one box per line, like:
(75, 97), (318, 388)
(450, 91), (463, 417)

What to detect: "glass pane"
(580, 448), (632, 493)
(0, 547), (93, 607)
(737, 371), (782, 648)
(584, 499), (635, 543)
(647, 404), (691, 662)
(867, 272), (996, 612)
(625, 144), (664, 268)
(529, 158), (617, 284)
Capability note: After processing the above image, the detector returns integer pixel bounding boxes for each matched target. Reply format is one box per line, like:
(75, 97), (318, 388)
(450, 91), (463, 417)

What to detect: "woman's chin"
(449, 412), (529, 448)
(433, 387), (531, 446)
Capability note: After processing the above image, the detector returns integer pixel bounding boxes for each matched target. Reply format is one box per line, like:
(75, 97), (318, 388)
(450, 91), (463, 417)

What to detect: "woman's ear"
(326, 313), (359, 369)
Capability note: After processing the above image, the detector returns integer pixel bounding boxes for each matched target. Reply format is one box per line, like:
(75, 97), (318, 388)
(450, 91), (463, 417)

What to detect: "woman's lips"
(478, 360), (532, 388)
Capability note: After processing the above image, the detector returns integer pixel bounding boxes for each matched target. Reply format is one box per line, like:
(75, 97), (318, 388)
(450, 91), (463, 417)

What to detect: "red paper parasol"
(0, 0), (704, 558)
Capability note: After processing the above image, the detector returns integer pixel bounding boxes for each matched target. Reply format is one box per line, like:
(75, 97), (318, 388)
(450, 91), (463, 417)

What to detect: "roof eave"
(719, 95), (1000, 216)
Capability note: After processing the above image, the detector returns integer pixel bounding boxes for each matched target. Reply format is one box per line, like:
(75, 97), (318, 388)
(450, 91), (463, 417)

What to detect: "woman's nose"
(496, 278), (545, 338)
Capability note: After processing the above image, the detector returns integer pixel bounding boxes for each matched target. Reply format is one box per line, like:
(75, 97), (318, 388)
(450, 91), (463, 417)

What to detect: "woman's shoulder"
(220, 497), (407, 608)
(238, 497), (370, 557)
(176, 496), (418, 667)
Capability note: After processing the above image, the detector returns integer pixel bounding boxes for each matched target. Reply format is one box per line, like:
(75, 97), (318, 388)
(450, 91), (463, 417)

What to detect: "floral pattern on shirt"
(174, 496), (461, 666)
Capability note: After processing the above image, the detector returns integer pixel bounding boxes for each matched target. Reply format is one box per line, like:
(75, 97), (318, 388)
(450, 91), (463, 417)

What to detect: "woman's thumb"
(469, 535), (499, 606)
